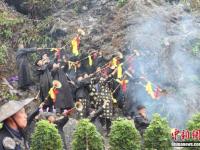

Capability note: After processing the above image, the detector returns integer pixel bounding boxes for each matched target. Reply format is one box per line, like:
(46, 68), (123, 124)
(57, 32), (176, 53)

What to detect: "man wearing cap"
(0, 98), (35, 150)
(134, 105), (150, 136)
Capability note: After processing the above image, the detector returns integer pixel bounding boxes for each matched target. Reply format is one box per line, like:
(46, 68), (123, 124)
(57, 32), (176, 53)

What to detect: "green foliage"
(187, 113), (200, 130)
(0, 12), (23, 25)
(109, 118), (141, 150)
(72, 119), (104, 150)
(0, 123), (2, 129)
(0, 27), (12, 39)
(116, 0), (128, 7)
(144, 114), (172, 150)
(0, 12), (23, 40)
(0, 45), (7, 65)
(184, 113), (200, 150)
(31, 120), (63, 150)
(192, 42), (200, 56)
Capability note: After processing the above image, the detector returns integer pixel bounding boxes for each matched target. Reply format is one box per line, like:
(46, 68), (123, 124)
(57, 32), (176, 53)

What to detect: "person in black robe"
(33, 54), (53, 109)
(75, 73), (91, 118)
(16, 43), (41, 90)
(51, 58), (74, 113)
(134, 105), (150, 136)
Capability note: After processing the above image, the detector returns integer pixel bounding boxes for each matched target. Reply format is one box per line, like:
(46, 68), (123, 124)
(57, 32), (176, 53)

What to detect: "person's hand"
(69, 80), (75, 85)
(53, 63), (60, 69)
(89, 111), (95, 118)
(39, 102), (45, 109)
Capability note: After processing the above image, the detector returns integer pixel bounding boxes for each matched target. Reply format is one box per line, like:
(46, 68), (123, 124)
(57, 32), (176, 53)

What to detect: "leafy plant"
(116, 0), (128, 7)
(31, 120), (63, 150)
(192, 42), (200, 56)
(0, 11), (23, 40)
(72, 119), (104, 150)
(187, 113), (200, 131)
(184, 113), (200, 150)
(109, 118), (141, 150)
(144, 113), (172, 150)
(0, 45), (7, 65)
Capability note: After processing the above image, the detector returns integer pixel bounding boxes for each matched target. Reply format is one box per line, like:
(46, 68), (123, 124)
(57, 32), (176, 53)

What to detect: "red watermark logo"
(171, 129), (200, 147)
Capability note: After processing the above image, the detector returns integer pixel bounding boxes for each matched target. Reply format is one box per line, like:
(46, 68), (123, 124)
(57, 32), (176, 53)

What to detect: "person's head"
(47, 115), (56, 123)
(96, 67), (101, 72)
(5, 108), (28, 129)
(0, 98), (33, 130)
(83, 73), (88, 78)
(62, 55), (68, 62)
(18, 43), (24, 49)
(77, 61), (81, 68)
(137, 105), (146, 117)
(77, 76), (83, 81)
(98, 51), (103, 57)
(35, 56), (43, 67)
(36, 60), (43, 67)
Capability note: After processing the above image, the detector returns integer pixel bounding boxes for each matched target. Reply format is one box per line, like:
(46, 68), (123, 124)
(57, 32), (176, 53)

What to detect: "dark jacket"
(51, 66), (74, 110)
(75, 78), (90, 100)
(0, 124), (28, 150)
(16, 48), (37, 89)
(33, 63), (53, 102)
(134, 114), (150, 136)
(0, 109), (39, 150)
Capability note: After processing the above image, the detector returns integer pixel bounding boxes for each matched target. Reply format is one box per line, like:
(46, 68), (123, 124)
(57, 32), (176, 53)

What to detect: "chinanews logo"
(171, 129), (200, 147)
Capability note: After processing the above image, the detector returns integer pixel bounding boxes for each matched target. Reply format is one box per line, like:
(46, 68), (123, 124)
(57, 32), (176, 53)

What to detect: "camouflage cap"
(0, 98), (34, 122)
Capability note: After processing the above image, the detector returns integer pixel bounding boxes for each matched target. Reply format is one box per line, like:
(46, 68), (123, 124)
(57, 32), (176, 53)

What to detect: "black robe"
(134, 114), (150, 136)
(51, 66), (74, 111)
(75, 78), (90, 100)
(33, 63), (53, 102)
(75, 78), (91, 118)
(124, 77), (141, 116)
(16, 48), (37, 89)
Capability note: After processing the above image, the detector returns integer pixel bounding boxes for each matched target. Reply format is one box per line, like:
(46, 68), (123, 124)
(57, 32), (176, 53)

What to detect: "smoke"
(126, 2), (200, 129)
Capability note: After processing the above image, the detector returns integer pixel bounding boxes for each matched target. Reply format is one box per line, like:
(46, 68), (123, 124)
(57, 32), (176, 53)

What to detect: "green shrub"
(72, 119), (104, 150)
(0, 45), (7, 65)
(144, 113), (172, 150)
(0, 12), (23, 40)
(192, 42), (200, 57)
(184, 113), (200, 150)
(187, 113), (200, 130)
(109, 118), (141, 150)
(117, 0), (128, 7)
(31, 120), (63, 150)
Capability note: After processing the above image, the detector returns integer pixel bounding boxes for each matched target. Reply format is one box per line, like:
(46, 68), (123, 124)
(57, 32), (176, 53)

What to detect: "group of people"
(0, 41), (150, 149)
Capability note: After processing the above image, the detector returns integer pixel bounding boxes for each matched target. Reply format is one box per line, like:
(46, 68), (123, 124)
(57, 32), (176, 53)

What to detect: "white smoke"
(126, 1), (200, 129)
